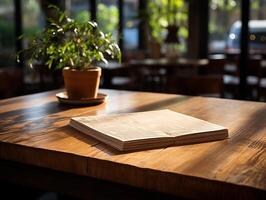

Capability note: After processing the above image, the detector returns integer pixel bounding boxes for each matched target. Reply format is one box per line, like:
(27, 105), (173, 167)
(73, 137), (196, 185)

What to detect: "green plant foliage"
(147, 0), (188, 44)
(18, 5), (121, 70)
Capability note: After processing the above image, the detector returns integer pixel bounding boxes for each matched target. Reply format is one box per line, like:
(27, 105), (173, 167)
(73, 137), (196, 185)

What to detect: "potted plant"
(18, 6), (121, 100)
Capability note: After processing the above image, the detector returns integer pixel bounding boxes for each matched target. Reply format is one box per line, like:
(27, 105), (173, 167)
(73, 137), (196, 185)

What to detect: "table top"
(0, 89), (265, 199)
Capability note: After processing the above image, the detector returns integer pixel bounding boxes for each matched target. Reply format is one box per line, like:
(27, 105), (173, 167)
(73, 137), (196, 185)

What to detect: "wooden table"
(0, 89), (265, 199)
(129, 58), (209, 66)
(100, 59), (210, 91)
(129, 58), (209, 75)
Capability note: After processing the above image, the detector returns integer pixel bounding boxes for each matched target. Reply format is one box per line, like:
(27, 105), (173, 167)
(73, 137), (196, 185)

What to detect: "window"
(209, 0), (266, 55)
(123, 0), (139, 50)
(67, 0), (90, 22)
(209, 0), (241, 54)
(147, 0), (188, 54)
(97, 0), (119, 42)
(249, 0), (266, 54)
(0, 0), (15, 67)
(21, 0), (44, 84)
(22, 0), (44, 46)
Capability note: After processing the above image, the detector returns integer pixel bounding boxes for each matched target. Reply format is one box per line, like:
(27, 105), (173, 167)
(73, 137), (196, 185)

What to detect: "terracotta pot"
(63, 67), (101, 99)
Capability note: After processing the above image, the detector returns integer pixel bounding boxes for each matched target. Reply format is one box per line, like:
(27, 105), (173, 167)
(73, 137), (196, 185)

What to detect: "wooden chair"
(191, 57), (226, 97)
(258, 60), (266, 101)
(122, 50), (146, 63)
(0, 71), (11, 98)
(0, 67), (23, 99)
(101, 64), (138, 91)
(200, 58), (226, 75)
(167, 75), (224, 97)
(133, 64), (167, 92)
(223, 57), (262, 100)
(36, 65), (63, 90)
(259, 78), (266, 101)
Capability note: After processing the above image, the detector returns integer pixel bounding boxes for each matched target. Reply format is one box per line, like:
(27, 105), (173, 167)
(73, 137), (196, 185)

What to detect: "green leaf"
(59, 12), (65, 22)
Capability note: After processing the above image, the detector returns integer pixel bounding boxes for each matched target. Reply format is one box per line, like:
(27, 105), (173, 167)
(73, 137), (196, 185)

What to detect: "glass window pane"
(123, 0), (139, 50)
(66, 0), (90, 23)
(250, 0), (266, 20)
(97, 0), (119, 41)
(22, 0), (44, 42)
(147, 0), (188, 55)
(249, 0), (266, 55)
(22, 0), (44, 84)
(209, 0), (241, 54)
(0, 0), (16, 67)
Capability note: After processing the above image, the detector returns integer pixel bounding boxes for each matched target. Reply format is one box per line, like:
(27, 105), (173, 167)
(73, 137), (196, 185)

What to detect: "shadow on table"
(0, 101), (80, 135)
(179, 105), (266, 173)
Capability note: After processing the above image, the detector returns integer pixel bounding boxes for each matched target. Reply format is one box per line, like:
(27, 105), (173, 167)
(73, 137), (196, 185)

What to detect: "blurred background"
(0, 0), (266, 101)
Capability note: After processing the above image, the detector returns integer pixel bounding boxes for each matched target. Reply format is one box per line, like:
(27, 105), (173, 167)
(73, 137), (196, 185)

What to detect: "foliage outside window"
(147, 0), (188, 53)
(97, 1), (119, 41)
(67, 0), (90, 23)
(209, 0), (240, 43)
(73, 11), (90, 23)
(0, 0), (16, 66)
(22, 0), (43, 38)
(0, 0), (16, 49)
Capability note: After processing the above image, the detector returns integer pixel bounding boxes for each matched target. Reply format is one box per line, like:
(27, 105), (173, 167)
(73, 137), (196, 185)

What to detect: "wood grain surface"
(0, 89), (265, 199)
